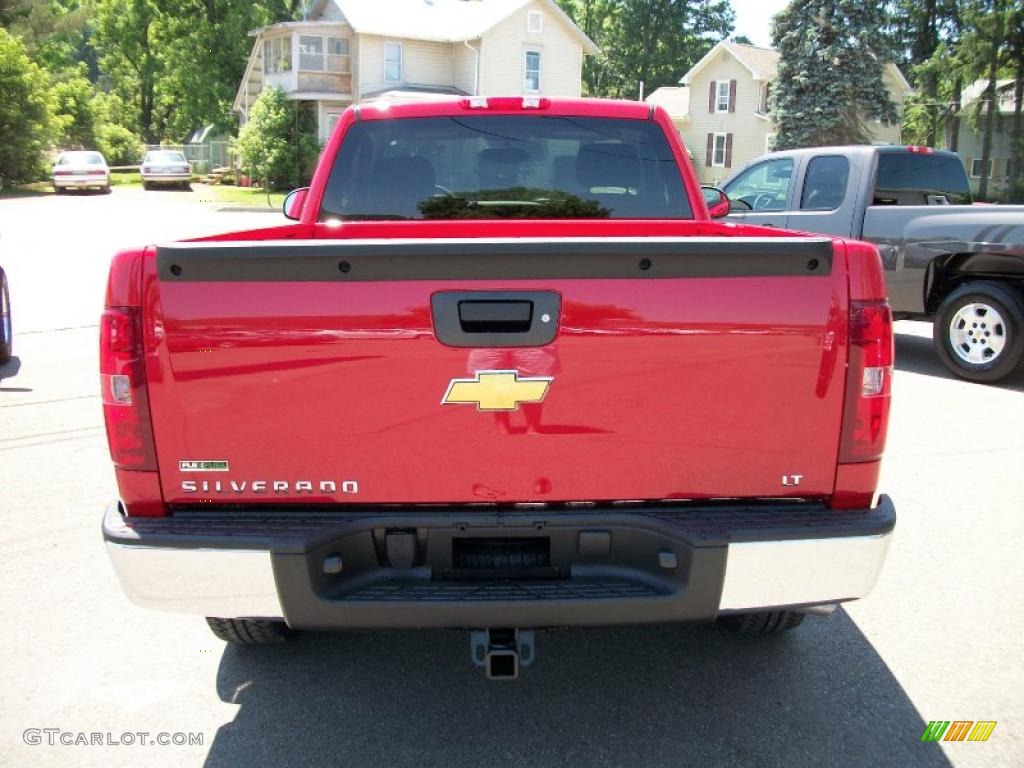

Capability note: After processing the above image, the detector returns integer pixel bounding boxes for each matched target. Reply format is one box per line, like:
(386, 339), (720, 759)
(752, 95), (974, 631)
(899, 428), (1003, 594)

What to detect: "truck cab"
(723, 146), (1024, 383)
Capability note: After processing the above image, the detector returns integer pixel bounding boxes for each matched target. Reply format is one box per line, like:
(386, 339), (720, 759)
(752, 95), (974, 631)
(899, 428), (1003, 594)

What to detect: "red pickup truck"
(101, 96), (895, 678)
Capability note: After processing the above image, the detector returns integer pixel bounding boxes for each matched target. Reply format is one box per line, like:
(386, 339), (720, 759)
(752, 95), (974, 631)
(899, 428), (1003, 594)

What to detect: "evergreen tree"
(771, 0), (899, 148)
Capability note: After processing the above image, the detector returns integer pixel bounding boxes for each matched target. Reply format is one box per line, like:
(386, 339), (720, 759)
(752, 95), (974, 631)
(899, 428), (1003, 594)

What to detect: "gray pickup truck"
(719, 145), (1024, 382)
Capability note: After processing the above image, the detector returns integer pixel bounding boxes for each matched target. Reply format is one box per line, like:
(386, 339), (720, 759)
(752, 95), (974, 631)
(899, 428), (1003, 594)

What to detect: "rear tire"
(206, 617), (294, 645)
(0, 268), (11, 365)
(934, 281), (1024, 383)
(718, 610), (805, 635)
(142, 181), (150, 191)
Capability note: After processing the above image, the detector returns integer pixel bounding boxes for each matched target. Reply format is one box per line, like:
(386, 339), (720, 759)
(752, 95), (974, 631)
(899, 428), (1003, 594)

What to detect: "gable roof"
(962, 78), (1018, 113)
(681, 40), (911, 95)
(682, 41), (779, 84)
(311, 0), (597, 52)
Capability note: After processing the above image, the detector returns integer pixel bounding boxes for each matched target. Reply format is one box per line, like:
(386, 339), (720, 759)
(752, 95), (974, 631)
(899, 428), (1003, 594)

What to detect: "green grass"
(199, 185), (286, 208)
(109, 171), (142, 186)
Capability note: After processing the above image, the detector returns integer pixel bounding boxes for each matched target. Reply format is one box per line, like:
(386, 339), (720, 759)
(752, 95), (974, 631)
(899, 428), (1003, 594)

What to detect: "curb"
(214, 205), (282, 213)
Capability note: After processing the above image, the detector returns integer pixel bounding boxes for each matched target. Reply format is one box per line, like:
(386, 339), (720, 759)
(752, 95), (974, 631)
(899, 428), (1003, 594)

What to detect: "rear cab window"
(58, 152), (105, 166)
(319, 116), (692, 221)
(873, 150), (972, 205)
(146, 151), (187, 164)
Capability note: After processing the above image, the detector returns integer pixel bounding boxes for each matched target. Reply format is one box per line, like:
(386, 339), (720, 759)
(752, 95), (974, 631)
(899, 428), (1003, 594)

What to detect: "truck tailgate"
(145, 236), (848, 505)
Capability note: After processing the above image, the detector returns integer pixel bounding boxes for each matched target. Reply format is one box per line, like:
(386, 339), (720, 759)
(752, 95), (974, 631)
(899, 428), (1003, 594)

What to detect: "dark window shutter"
(706, 133), (713, 166)
(709, 82), (715, 113)
(729, 80), (737, 113)
(725, 134), (733, 167)
(764, 81), (771, 111)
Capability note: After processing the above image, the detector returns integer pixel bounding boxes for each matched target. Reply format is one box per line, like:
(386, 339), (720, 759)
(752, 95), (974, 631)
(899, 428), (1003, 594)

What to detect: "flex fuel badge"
(179, 460), (229, 472)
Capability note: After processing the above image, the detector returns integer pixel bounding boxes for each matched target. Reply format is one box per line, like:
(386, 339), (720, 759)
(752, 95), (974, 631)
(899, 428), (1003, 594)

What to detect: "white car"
(141, 150), (192, 190)
(52, 151), (111, 193)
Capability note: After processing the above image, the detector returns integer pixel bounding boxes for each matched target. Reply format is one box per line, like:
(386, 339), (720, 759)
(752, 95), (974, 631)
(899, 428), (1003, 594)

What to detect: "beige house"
(956, 79), (1020, 199)
(646, 41), (912, 184)
(233, 0), (597, 143)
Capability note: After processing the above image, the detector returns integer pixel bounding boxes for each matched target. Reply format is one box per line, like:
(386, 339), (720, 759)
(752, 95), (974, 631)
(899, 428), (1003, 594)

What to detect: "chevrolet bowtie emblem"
(442, 370), (552, 411)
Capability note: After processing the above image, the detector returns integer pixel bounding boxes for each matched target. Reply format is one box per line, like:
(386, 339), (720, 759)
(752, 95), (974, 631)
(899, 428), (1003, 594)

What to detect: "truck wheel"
(205, 617), (293, 645)
(935, 281), (1024, 383)
(0, 268), (11, 365)
(718, 610), (805, 635)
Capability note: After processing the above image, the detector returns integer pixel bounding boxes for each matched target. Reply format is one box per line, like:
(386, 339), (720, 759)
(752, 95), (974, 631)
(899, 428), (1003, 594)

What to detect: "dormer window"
(528, 11), (543, 33)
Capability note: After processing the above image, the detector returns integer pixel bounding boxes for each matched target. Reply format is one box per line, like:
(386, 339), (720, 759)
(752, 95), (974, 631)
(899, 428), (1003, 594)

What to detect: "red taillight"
(100, 308), (157, 470)
(839, 300), (893, 463)
(86, 169), (107, 176)
(905, 145), (934, 154)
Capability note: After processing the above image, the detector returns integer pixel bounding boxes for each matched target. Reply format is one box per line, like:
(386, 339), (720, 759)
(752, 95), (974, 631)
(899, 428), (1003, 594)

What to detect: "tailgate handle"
(458, 300), (533, 333)
(432, 291), (560, 348)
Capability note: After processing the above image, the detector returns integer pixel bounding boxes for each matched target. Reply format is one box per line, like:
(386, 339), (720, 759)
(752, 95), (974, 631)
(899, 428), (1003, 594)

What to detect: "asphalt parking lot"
(1, 188), (1021, 767)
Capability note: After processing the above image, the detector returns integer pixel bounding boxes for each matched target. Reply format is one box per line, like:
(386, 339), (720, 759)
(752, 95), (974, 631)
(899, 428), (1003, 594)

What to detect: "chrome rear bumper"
(103, 498), (894, 625)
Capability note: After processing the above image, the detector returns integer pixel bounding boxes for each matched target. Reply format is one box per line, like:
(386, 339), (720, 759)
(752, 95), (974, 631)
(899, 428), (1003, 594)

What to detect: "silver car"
(53, 151), (111, 193)
(141, 150), (192, 190)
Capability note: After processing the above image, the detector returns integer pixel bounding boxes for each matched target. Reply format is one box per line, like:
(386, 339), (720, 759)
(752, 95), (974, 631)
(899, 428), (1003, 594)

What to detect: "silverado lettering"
(101, 96), (896, 678)
(180, 480), (359, 494)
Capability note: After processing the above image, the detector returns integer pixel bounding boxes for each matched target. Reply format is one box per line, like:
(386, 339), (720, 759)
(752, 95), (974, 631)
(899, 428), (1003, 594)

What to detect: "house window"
(524, 50), (541, 92)
(384, 41), (402, 82)
(711, 133), (727, 166)
(263, 36), (292, 74)
(528, 11), (543, 33)
(299, 36), (324, 70)
(716, 80), (731, 112)
(327, 37), (350, 73)
(298, 36), (350, 73)
(970, 159), (993, 178)
(759, 83), (772, 114)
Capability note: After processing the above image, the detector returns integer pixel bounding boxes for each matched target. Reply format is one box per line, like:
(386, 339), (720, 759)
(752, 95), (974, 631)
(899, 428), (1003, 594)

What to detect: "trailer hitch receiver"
(470, 628), (536, 680)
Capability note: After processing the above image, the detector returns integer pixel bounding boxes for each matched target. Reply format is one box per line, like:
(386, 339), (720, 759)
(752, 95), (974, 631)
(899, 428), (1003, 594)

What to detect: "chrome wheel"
(948, 302), (1007, 365)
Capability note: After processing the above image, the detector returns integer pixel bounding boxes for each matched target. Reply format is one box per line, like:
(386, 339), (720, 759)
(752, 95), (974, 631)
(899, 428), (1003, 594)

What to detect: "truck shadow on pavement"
(206, 609), (951, 768)
(895, 332), (1024, 391)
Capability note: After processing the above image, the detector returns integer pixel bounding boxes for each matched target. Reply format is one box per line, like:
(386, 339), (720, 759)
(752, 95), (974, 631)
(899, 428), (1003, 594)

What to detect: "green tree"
(889, 0), (960, 146)
(771, 0), (899, 148)
(954, 0), (1016, 199)
(91, 0), (165, 143)
(52, 64), (98, 148)
(0, 26), (59, 183)
(231, 86), (318, 195)
(558, 0), (733, 98)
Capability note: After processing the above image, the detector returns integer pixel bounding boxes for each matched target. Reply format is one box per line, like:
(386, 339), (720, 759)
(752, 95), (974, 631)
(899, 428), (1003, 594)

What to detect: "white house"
(956, 79), (1020, 199)
(233, 0), (598, 143)
(646, 41), (912, 184)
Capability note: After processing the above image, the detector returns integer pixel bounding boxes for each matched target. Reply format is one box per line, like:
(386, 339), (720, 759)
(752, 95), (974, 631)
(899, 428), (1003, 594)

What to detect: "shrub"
(96, 123), (143, 166)
(0, 29), (59, 183)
